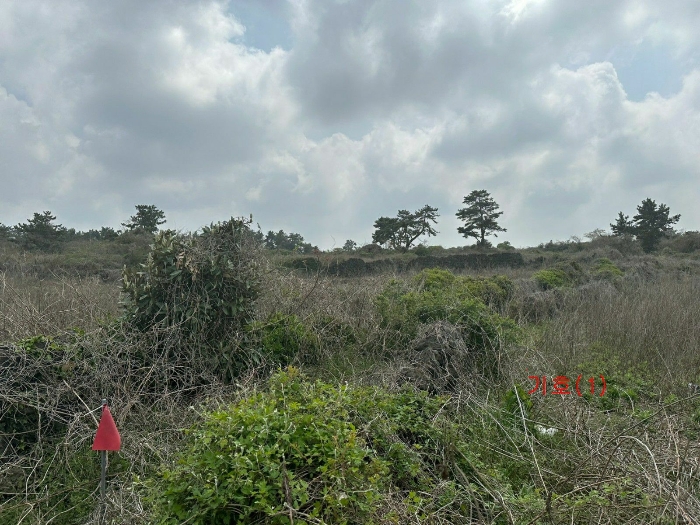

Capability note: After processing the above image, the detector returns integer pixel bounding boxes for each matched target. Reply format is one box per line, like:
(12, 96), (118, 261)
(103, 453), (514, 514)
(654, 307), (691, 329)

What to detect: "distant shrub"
(533, 261), (585, 290)
(245, 313), (319, 367)
(376, 270), (517, 363)
(357, 243), (383, 255)
(497, 241), (515, 251)
(414, 268), (456, 291)
(412, 244), (430, 256)
(424, 244), (446, 255)
(538, 239), (581, 252)
(659, 231), (700, 253)
(594, 258), (624, 280)
(411, 269), (514, 309)
(282, 256), (323, 272)
(533, 268), (569, 290)
(587, 234), (643, 256)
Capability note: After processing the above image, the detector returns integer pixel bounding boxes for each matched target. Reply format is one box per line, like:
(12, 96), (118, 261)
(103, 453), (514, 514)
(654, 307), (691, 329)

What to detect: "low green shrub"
(573, 341), (658, 409)
(245, 313), (319, 367)
(145, 368), (535, 525)
(413, 268), (515, 309)
(375, 270), (518, 371)
(533, 261), (586, 290)
(533, 268), (570, 290)
(497, 241), (515, 251)
(594, 258), (624, 280)
(144, 369), (392, 524)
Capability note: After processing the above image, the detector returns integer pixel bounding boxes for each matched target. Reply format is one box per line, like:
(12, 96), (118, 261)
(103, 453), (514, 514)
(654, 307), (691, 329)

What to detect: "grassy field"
(1, 235), (699, 524)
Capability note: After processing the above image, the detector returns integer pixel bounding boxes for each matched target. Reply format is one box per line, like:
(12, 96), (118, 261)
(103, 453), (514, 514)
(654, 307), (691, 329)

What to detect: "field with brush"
(1, 230), (699, 524)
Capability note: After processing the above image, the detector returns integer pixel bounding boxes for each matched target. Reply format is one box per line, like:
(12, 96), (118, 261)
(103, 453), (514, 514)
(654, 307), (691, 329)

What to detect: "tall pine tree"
(455, 190), (506, 248)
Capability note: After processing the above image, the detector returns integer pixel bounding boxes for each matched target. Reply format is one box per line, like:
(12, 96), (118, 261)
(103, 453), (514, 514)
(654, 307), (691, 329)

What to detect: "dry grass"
(2, 246), (700, 523)
(0, 272), (120, 342)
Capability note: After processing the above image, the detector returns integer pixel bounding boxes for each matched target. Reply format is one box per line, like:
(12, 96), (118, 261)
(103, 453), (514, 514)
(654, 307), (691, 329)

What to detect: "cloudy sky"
(1, 0), (699, 249)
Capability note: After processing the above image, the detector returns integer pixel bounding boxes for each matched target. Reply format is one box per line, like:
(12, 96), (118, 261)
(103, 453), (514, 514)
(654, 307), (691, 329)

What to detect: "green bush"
(145, 369), (521, 525)
(533, 268), (570, 290)
(413, 268), (515, 308)
(245, 313), (319, 367)
(594, 258), (624, 280)
(121, 217), (263, 341)
(414, 268), (457, 291)
(533, 261), (586, 290)
(146, 369), (388, 525)
(376, 270), (518, 360)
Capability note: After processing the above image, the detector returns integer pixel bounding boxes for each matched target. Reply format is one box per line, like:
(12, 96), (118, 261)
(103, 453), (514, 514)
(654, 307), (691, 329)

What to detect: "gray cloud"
(0, 0), (699, 248)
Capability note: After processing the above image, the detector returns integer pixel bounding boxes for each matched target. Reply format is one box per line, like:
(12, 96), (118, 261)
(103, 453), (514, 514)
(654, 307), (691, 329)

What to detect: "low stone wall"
(283, 252), (525, 277)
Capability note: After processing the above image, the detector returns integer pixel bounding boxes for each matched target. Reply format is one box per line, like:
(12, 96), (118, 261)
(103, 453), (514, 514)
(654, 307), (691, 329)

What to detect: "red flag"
(92, 405), (121, 451)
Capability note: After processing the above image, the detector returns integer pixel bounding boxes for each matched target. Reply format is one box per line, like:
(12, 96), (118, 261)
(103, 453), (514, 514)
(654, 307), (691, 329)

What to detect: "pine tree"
(610, 212), (633, 236)
(455, 190), (506, 248)
(371, 205), (439, 251)
(14, 211), (66, 251)
(122, 205), (166, 234)
(631, 198), (680, 252)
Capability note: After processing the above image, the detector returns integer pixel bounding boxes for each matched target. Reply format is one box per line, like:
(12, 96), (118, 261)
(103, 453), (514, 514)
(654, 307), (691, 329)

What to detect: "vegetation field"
(1, 224), (700, 524)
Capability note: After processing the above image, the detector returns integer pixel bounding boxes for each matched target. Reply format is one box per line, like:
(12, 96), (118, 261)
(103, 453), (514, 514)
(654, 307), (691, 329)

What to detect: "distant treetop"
(122, 204), (167, 234)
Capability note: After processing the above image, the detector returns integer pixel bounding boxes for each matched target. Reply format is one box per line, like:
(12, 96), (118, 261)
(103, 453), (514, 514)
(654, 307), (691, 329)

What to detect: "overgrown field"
(1, 231), (700, 524)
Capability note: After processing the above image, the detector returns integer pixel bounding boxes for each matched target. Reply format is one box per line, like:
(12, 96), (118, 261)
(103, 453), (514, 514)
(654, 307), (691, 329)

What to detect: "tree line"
(0, 205), (320, 255)
(370, 190), (508, 252)
(0, 193), (687, 254)
(366, 191), (684, 254)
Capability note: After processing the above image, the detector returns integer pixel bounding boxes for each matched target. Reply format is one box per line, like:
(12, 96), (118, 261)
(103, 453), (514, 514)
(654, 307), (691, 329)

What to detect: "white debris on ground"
(534, 424), (558, 437)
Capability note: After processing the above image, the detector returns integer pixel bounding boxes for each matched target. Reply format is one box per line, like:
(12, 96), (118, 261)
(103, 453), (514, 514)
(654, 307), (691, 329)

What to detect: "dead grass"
(2, 246), (700, 523)
(0, 272), (120, 342)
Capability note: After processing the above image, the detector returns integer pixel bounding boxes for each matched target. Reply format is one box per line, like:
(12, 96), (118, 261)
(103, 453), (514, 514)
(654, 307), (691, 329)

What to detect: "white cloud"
(0, 0), (699, 247)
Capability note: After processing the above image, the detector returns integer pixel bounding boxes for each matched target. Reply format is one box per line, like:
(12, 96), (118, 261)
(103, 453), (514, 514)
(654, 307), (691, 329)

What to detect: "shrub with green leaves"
(413, 268), (514, 309)
(245, 313), (319, 367)
(533, 261), (586, 290)
(594, 257), (624, 280)
(146, 368), (389, 525)
(533, 268), (570, 290)
(146, 369), (548, 524)
(121, 217), (263, 341)
(376, 269), (517, 356)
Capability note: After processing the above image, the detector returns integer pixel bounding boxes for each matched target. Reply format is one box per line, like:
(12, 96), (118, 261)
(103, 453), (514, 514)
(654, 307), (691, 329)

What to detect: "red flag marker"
(92, 404), (121, 451)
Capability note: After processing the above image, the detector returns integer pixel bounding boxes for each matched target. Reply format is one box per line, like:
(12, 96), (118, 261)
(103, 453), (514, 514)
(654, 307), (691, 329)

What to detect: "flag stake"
(100, 399), (107, 500)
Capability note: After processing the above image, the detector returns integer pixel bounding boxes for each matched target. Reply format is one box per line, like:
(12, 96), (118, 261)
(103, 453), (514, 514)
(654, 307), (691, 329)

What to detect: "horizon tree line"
(0, 195), (689, 255)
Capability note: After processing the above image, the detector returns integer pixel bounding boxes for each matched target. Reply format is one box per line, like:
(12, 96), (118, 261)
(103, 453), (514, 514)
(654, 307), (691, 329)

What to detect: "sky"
(1, 0), (699, 250)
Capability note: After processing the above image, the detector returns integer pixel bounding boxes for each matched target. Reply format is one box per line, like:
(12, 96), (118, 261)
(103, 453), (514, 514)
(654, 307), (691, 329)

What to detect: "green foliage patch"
(533, 268), (570, 290)
(533, 261), (585, 290)
(376, 269), (518, 358)
(145, 369), (540, 525)
(121, 217), (262, 341)
(594, 257), (624, 280)
(245, 313), (320, 367)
